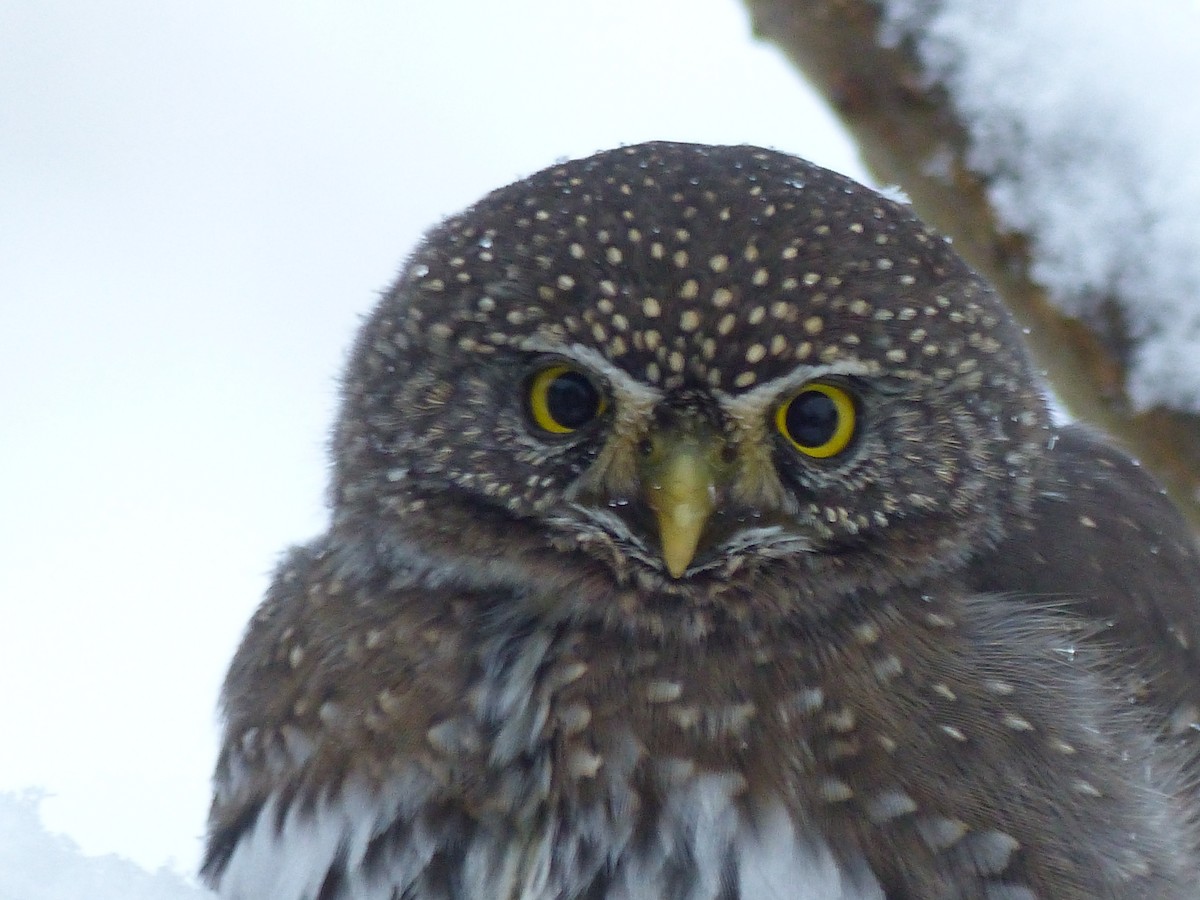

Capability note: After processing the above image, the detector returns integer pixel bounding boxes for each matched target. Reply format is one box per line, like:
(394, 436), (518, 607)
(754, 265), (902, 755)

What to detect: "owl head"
(330, 142), (1050, 625)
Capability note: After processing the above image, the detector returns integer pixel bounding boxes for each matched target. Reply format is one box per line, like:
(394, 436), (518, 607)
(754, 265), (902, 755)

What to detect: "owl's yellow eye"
(526, 364), (606, 435)
(775, 382), (857, 458)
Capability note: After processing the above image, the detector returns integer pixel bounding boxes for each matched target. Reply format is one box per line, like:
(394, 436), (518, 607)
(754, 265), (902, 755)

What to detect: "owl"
(202, 142), (1200, 898)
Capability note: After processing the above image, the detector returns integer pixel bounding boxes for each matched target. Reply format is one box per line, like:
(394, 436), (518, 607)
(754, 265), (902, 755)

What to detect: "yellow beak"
(638, 429), (726, 578)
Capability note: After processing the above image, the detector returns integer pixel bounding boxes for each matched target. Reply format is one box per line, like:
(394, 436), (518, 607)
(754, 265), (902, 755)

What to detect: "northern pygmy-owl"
(202, 142), (1200, 898)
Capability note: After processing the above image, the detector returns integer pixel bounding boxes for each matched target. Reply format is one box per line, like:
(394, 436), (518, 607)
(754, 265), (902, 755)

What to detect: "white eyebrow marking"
(717, 360), (880, 423)
(516, 338), (664, 410)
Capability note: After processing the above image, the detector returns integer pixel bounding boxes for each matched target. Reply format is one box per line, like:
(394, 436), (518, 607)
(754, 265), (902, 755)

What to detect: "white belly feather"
(214, 770), (883, 900)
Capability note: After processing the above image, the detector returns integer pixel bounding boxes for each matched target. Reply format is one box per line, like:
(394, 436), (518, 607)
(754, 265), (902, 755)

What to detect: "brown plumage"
(203, 142), (1200, 899)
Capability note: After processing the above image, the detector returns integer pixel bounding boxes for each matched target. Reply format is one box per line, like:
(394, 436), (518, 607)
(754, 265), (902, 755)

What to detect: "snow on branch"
(745, 0), (1200, 528)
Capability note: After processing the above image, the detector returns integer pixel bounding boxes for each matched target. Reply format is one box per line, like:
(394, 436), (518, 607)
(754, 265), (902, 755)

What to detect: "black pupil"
(547, 371), (600, 429)
(786, 390), (838, 447)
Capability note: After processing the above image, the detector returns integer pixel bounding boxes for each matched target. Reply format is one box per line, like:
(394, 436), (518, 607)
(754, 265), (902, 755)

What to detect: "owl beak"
(638, 430), (726, 578)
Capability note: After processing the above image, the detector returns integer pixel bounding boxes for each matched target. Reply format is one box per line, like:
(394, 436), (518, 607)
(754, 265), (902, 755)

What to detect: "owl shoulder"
(205, 535), (478, 877)
(967, 422), (1200, 742)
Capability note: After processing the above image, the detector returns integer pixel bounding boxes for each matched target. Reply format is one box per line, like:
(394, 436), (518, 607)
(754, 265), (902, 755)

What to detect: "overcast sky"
(0, 0), (864, 877)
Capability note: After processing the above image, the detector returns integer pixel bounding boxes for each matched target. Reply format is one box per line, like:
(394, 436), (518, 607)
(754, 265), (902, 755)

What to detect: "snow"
(0, 792), (212, 899)
(881, 0), (1200, 410)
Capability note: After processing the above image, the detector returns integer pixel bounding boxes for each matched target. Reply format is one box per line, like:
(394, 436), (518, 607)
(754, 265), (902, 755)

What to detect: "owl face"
(332, 143), (1050, 616)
